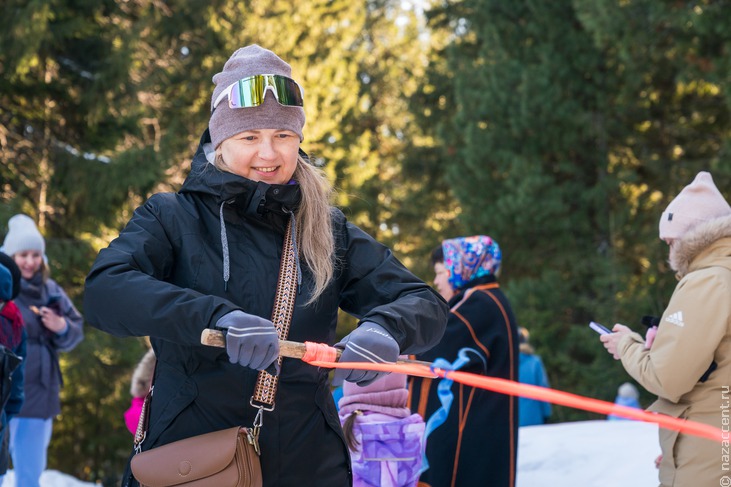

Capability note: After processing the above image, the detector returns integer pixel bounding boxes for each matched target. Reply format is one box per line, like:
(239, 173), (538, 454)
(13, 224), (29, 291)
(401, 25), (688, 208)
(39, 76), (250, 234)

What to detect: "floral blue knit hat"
(442, 235), (501, 291)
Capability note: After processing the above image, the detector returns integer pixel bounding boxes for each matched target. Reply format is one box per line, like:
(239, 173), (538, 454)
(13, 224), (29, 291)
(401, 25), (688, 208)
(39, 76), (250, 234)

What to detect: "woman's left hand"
(599, 324), (632, 360)
(40, 306), (68, 334)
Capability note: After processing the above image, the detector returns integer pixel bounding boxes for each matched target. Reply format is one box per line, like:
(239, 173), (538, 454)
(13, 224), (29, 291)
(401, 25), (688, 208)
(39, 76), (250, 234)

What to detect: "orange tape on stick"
(308, 359), (724, 443)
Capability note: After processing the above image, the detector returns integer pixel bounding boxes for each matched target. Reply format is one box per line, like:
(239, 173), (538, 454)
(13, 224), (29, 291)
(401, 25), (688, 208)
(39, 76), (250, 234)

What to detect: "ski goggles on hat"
(213, 74), (304, 110)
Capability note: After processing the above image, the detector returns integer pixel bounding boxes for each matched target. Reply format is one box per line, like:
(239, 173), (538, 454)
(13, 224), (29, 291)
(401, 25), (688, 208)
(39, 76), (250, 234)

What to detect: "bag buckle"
(246, 428), (261, 456)
(134, 433), (145, 455)
(249, 407), (264, 456)
(249, 397), (275, 412)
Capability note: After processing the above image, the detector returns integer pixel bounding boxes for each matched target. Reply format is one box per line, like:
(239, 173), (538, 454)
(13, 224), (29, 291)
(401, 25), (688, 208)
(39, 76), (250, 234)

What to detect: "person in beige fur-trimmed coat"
(601, 171), (731, 487)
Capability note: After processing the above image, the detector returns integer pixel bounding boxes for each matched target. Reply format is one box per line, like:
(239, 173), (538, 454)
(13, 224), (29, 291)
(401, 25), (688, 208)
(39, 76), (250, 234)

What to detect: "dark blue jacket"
(518, 351), (552, 426)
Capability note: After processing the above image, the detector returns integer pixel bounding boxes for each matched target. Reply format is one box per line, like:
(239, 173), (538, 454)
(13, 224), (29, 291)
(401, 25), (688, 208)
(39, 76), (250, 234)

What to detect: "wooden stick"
(201, 329), (320, 359)
(200, 328), (435, 368)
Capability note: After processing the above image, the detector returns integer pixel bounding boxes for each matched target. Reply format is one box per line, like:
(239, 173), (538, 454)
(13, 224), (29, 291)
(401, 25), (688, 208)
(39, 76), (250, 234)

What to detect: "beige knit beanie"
(209, 45), (305, 148)
(659, 171), (731, 240)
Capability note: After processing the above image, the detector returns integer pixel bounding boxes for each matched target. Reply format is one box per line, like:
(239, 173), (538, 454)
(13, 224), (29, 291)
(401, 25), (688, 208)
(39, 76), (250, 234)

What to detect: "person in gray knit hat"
(84, 45), (448, 486)
(209, 44), (306, 147)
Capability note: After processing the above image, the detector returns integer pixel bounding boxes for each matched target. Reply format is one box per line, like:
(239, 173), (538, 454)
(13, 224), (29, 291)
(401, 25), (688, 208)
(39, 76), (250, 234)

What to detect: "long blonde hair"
(214, 153), (335, 304)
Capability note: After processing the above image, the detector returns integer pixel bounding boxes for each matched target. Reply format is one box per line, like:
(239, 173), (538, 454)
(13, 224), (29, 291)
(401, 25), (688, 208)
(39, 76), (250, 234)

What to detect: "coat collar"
(447, 274), (498, 306)
(670, 214), (731, 278)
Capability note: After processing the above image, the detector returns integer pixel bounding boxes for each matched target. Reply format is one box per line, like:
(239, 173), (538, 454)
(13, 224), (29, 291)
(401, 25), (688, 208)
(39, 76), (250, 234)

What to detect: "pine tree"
(4, 1), (442, 481)
(407, 0), (731, 420)
(0, 2), (171, 480)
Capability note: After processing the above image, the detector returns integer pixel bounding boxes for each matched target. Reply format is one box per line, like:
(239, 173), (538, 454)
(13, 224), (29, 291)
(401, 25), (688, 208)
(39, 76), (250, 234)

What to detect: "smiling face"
(218, 129), (300, 184)
(13, 250), (43, 280)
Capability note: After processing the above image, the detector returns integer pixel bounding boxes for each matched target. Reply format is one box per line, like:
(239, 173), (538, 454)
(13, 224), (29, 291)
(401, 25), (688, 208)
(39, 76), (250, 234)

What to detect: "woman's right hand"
(599, 324), (632, 360)
(40, 306), (69, 335)
(216, 311), (280, 372)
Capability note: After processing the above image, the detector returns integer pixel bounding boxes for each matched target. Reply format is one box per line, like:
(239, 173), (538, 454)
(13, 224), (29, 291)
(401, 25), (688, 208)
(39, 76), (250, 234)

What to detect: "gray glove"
(216, 310), (279, 372)
(332, 322), (400, 386)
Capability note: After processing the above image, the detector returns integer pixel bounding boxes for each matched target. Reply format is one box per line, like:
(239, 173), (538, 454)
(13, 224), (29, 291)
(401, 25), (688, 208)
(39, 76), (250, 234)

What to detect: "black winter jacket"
(84, 131), (448, 487)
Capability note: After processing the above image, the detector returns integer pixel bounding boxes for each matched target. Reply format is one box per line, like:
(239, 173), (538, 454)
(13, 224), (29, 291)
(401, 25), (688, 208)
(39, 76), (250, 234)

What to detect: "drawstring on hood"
(218, 201), (302, 294)
(219, 202), (302, 293)
(220, 201), (231, 291)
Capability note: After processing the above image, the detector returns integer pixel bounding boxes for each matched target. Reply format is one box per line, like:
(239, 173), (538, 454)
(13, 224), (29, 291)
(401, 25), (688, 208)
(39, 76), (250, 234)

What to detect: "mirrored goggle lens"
(226, 74), (304, 109)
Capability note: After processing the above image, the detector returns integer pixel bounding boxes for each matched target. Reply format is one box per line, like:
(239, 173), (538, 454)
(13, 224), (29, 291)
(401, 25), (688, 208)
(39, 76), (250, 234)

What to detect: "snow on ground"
(2, 469), (97, 486)
(517, 420), (660, 487)
(3, 419), (660, 486)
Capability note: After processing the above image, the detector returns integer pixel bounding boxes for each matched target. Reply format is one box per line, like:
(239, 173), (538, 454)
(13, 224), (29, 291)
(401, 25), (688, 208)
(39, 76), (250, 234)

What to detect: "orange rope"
(307, 358), (723, 443)
(301, 341), (339, 363)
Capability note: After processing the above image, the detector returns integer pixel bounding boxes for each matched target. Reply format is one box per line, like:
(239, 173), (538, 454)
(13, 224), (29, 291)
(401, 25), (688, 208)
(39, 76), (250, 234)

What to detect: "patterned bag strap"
(248, 217), (298, 449)
(250, 217), (298, 411)
(133, 218), (298, 453)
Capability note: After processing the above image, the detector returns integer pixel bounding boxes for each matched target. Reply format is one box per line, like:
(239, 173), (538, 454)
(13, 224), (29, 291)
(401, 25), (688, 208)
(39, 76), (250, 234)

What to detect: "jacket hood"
(670, 214), (731, 278)
(181, 129), (301, 215)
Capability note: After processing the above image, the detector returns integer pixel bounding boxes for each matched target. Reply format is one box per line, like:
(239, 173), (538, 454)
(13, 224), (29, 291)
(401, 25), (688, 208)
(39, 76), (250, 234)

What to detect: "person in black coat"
(408, 236), (519, 487)
(83, 45), (448, 487)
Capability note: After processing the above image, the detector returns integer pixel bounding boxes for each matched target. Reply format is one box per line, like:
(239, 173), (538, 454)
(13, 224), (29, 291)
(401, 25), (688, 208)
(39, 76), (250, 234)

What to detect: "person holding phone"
(600, 171), (731, 486)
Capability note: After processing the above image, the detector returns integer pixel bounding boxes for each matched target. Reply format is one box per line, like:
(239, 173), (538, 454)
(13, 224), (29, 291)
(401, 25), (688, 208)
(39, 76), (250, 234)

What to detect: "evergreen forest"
(2, 0), (730, 483)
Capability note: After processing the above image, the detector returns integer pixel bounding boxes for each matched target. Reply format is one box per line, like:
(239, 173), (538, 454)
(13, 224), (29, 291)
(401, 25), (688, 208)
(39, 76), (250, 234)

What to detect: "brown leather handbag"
(130, 426), (262, 487)
(129, 218), (299, 487)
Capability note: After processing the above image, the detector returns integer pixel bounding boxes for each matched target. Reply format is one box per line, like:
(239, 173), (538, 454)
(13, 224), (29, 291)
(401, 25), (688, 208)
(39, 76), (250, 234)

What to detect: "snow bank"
(518, 420), (660, 487)
(3, 419), (661, 486)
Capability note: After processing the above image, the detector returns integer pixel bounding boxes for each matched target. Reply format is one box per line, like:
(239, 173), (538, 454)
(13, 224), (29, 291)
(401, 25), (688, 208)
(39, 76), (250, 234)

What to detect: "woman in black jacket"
(83, 45), (448, 487)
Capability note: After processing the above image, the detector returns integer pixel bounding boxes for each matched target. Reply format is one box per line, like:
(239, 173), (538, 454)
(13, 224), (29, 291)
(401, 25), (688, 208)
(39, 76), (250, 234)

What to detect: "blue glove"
(216, 311), (279, 373)
(332, 322), (400, 386)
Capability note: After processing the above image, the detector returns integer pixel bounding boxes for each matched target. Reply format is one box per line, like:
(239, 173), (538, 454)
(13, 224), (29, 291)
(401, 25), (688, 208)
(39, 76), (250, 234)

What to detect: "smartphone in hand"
(589, 321), (612, 335)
